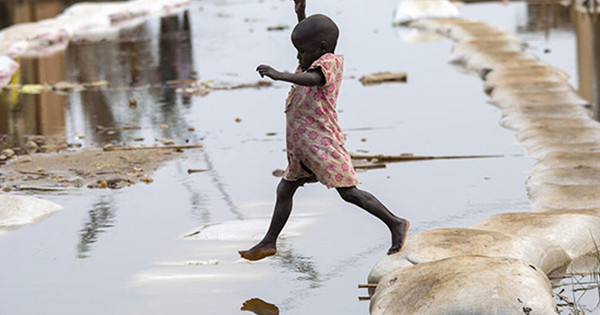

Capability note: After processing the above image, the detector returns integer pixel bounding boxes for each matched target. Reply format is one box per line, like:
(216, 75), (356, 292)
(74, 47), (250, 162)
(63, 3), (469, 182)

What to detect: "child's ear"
(320, 40), (328, 52)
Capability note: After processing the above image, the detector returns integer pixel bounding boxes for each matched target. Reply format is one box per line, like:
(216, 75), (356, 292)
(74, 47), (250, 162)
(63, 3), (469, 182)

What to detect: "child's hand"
(293, 0), (306, 21)
(293, 0), (305, 14)
(256, 65), (281, 80)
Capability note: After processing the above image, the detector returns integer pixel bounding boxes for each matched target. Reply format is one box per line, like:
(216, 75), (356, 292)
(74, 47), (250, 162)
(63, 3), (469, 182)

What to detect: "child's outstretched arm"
(294, 0), (306, 22)
(257, 64), (324, 86)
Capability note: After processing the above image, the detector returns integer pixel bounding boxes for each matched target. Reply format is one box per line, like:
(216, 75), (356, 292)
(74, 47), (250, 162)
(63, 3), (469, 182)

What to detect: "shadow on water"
(77, 195), (116, 259)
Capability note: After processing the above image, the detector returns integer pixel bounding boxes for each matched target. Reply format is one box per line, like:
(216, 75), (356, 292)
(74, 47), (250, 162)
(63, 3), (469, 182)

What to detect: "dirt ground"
(0, 147), (186, 191)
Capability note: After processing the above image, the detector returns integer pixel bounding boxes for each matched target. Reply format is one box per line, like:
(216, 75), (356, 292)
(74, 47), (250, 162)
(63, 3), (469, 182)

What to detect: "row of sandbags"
(0, 0), (190, 88)
(369, 18), (600, 315)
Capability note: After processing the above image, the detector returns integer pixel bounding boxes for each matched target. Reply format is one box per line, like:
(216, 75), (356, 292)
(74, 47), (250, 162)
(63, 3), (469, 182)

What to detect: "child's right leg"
(238, 178), (305, 261)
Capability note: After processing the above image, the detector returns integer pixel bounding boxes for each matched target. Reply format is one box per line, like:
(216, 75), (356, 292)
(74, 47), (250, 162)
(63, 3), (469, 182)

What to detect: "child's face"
(292, 37), (324, 71)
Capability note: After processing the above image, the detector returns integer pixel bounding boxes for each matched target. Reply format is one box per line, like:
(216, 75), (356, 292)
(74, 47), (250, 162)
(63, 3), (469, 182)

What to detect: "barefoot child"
(239, 0), (409, 261)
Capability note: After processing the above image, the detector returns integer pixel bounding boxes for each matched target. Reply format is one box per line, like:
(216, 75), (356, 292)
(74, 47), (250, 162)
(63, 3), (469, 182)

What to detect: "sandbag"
(500, 115), (593, 132)
(526, 142), (600, 160)
(472, 211), (600, 261)
(368, 228), (568, 285)
(370, 256), (557, 315)
(529, 183), (600, 209)
(393, 0), (459, 25)
(516, 125), (600, 147)
(484, 73), (571, 95)
(528, 166), (600, 188)
(530, 152), (600, 174)
(0, 194), (63, 230)
(449, 41), (524, 65)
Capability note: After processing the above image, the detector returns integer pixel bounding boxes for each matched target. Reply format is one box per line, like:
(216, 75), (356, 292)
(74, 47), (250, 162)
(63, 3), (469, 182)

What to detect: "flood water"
(0, 0), (598, 314)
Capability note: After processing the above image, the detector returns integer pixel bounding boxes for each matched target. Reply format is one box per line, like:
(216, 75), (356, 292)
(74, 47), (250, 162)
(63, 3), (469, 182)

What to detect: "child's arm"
(257, 64), (324, 86)
(294, 0), (306, 22)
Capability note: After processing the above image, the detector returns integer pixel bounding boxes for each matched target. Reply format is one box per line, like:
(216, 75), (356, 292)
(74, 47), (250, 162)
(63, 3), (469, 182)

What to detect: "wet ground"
(0, 0), (597, 314)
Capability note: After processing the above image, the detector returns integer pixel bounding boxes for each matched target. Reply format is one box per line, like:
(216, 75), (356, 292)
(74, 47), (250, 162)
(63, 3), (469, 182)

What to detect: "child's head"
(291, 14), (339, 71)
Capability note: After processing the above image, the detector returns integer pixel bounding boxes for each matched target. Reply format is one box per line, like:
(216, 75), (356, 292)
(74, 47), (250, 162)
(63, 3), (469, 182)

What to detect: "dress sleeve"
(308, 54), (338, 87)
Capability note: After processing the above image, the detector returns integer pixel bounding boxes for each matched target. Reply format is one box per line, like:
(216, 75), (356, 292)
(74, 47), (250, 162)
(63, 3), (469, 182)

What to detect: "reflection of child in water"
(239, 0), (409, 261)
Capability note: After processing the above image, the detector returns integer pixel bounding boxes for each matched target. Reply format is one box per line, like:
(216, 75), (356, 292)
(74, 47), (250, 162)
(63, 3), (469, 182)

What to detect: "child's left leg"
(336, 186), (409, 254)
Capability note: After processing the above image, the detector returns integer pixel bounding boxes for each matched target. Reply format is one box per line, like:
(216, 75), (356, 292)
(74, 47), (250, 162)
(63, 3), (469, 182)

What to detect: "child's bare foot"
(387, 218), (410, 255)
(239, 243), (277, 261)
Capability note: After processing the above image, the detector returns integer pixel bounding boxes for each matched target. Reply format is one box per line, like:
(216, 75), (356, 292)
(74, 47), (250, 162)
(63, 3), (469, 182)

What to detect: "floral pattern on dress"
(282, 53), (359, 188)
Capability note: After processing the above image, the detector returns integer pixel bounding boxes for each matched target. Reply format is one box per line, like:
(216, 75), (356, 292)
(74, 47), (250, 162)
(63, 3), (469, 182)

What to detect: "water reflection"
(516, 2), (572, 34)
(77, 195), (116, 259)
(0, 53), (66, 151)
(275, 249), (321, 289)
(241, 298), (280, 315)
(571, 8), (600, 118)
(514, 2), (600, 119)
(0, 0), (73, 27)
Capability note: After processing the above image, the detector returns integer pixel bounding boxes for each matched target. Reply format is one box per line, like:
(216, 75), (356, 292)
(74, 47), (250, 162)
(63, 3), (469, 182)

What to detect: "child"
(239, 0), (409, 261)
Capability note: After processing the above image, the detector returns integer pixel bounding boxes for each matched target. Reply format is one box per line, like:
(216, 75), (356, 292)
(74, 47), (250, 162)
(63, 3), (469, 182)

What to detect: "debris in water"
(158, 138), (175, 145)
(23, 141), (39, 154)
(1, 149), (15, 159)
(96, 125), (141, 133)
(19, 84), (45, 94)
(267, 25), (289, 31)
(140, 176), (153, 184)
(178, 80), (273, 97)
(103, 144), (203, 151)
(129, 97), (137, 109)
(15, 156), (32, 164)
(187, 169), (208, 174)
(235, 118), (242, 123)
(359, 72), (407, 85)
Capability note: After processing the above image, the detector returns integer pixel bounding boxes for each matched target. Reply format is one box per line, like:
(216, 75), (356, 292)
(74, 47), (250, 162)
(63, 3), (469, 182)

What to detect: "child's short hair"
(293, 14), (339, 52)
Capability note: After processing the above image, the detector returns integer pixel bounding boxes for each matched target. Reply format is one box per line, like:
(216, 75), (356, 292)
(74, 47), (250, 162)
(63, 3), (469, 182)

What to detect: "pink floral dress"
(283, 53), (359, 188)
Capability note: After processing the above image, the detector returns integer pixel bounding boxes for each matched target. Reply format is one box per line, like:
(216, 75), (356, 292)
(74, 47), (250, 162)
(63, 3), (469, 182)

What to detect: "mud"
(0, 147), (184, 191)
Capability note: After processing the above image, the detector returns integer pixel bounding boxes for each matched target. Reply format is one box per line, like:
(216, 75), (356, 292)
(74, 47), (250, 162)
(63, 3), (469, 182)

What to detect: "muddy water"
(0, 0), (596, 314)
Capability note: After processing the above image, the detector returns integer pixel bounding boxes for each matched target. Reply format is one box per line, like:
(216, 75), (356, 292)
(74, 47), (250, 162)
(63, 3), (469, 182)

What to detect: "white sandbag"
(461, 50), (538, 74)
(500, 104), (591, 130)
(516, 125), (600, 144)
(490, 81), (575, 101)
(393, 0), (459, 25)
(484, 72), (570, 95)
(448, 39), (524, 65)
(528, 166), (600, 188)
(473, 211), (600, 261)
(529, 183), (600, 210)
(486, 65), (570, 84)
(368, 228), (568, 285)
(491, 90), (590, 109)
(0, 55), (19, 87)
(526, 142), (600, 159)
(395, 28), (445, 43)
(370, 256), (557, 315)
(0, 194), (63, 230)
(530, 152), (600, 174)
(500, 114), (594, 131)
(0, 21), (70, 57)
